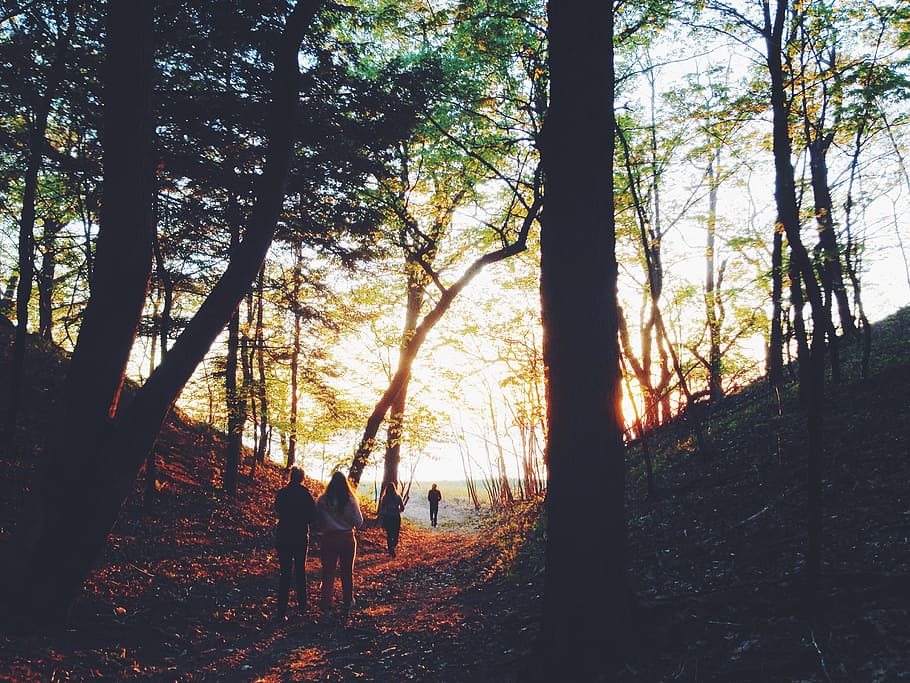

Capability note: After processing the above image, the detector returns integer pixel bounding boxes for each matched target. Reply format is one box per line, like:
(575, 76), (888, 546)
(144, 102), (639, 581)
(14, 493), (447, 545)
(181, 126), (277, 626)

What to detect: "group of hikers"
(273, 467), (443, 618)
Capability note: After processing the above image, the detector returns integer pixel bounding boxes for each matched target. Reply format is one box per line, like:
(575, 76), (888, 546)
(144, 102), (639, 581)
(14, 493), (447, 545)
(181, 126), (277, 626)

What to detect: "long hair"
(378, 481), (397, 508)
(324, 471), (354, 510)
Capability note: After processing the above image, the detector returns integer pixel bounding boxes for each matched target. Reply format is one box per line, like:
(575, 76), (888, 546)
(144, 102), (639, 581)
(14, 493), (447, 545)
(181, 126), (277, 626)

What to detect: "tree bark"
(225, 304), (242, 496)
(382, 253), (426, 487)
(768, 227), (785, 386)
(151, 222), (173, 360)
(2, 0), (157, 624)
(254, 266), (269, 468)
(538, 1), (627, 679)
(704, 145), (725, 401)
(37, 217), (64, 340)
(807, 138), (846, 383)
(2, 0), (323, 626)
(763, 0), (827, 590)
(616, 123), (669, 428)
(286, 244), (302, 469)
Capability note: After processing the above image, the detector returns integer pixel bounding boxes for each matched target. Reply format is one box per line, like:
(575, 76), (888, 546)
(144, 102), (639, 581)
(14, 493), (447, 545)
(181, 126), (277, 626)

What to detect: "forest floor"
(1, 311), (910, 682)
(0, 454), (543, 682)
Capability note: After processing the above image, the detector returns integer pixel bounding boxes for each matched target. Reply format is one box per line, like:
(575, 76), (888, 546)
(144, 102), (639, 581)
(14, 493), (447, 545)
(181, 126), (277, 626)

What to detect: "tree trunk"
(768, 228), (784, 386)
(2, 0), (323, 627)
(705, 145), (725, 401)
(151, 223), (173, 360)
(287, 244), (302, 469)
(808, 136), (855, 342)
(807, 138), (846, 384)
(0, 275), (17, 319)
(538, 1), (627, 679)
(224, 206), (246, 496)
(616, 123), (666, 430)
(254, 267), (269, 468)
(37, 217), (64, 340)
(843, 120), (872, 379)
(763, 0), (827, 590)
(225, 304), (242, 496)
(382, 253), (426, 486)
(241, 288), (255, 459)
(1, 0), (157, 625)
(145, 217), (170, 511)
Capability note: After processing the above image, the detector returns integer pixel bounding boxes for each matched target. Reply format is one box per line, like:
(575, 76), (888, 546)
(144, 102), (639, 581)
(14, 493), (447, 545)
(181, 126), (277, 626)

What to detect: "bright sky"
(148, 16), (910, 487)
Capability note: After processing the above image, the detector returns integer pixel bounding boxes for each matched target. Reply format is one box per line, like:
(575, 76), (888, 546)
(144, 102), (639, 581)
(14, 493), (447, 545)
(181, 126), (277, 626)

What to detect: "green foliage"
(483, 495), (546, 579)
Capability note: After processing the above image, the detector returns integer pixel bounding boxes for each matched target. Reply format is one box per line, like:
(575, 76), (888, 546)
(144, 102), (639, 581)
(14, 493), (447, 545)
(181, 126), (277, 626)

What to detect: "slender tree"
(286, 243), (303, 469)
(703, 0), (831, 594)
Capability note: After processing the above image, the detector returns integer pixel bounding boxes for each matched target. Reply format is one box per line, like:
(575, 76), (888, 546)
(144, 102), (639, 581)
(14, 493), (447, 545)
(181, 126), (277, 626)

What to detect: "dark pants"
(277, 541), (308, 614)
(382, 515), (401, 555)
(429, 503), (439, 526)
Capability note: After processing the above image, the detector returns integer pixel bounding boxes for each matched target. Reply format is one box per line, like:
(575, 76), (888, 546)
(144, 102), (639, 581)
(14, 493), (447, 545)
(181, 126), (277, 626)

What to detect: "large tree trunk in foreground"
(538, 1), (627, 680)
(2, 0), (157, 626)
(1, 0), (323, 628)
(704, 145), (725, 401)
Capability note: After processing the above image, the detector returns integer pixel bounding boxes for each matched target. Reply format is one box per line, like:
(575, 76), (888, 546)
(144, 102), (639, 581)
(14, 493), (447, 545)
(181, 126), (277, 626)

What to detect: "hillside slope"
(0, 322), (234, 547)
(1, 309), (909, 681)
(615, 308), (910, 681)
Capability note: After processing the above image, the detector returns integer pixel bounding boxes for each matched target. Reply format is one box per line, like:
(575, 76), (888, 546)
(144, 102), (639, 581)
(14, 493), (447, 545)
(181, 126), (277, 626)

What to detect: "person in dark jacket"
(427, 483), (442, 527)
(274, 466), (316, 619)
(377, 481), (405, 557)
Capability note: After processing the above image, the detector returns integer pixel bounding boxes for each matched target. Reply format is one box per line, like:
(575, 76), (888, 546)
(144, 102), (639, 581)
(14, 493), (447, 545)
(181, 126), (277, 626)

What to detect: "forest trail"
(0, 487), (539, 683)
(240, 527), (493, 682)
(0, 319), (537, 682)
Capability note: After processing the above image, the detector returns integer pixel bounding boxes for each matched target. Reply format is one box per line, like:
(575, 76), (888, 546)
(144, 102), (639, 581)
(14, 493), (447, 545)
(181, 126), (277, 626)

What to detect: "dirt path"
(230, 525), (491, 682)
(1, 504), (542, 683)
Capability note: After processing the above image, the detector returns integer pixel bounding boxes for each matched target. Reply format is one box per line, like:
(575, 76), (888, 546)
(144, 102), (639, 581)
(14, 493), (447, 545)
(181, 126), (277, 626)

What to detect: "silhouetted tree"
(537, 0), (628, 680)
(1, 0), (323, 627)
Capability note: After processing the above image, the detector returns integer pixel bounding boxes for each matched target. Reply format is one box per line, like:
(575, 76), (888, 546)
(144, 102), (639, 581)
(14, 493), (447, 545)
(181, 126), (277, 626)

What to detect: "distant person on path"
(377, 481), (405, 557)
(427, 483), (442, 527)
(274, 466), (317, 619)
(315, 471), (363, 611)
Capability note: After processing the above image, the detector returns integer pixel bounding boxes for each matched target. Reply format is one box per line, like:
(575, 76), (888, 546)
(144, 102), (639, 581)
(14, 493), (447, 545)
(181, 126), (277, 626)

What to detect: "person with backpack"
(377, 481), (405, 557)
(274, 466), (317, 619)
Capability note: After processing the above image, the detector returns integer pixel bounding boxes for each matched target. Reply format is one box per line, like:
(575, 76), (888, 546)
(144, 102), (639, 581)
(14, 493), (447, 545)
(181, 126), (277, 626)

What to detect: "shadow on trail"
(187, 526), (499, 682)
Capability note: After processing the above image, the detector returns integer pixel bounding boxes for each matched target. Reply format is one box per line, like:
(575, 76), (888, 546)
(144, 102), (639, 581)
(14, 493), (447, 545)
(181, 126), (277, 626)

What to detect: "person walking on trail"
(427, 483), (442, 527)
(377, 481), (405, 557)
(274, 466), (317, 619)
(315, 471), (363, 611)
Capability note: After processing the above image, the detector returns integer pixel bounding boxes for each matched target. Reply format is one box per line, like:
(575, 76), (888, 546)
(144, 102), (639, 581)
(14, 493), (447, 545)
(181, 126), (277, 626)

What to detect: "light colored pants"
(319, 529), (356, 608)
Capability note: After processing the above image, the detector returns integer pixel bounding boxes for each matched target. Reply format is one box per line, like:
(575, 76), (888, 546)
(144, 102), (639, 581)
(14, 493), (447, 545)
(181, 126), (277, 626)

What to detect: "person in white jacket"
(315, 471), (364, 611)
